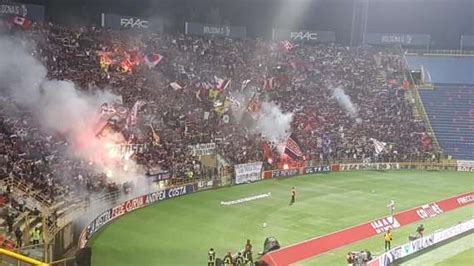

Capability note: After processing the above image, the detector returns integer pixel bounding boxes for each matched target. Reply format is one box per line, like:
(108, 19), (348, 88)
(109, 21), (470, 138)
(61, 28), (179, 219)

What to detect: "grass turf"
(301, 205), (474, 265)
(397, 233), (474, 266)
(88, 170), (474, 266)
(436, 247), (474, 266)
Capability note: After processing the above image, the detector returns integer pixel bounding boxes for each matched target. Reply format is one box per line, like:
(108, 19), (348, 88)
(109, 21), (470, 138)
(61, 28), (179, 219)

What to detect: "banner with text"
(368, 219), (474, 266)
(271, 168), (301, 178)
(79, 184), (195, 248)
(340, 163), (400, 171)
(235, 162), (263, 184)
(461, 35), (474, 49)
(188, 143), (216, 156)
(101, 13), (163, 32)
(0, 2), (44, 21)
(457, 160), (474, 172)
(185, 22), (246, 39)
(272, 29), (336, 43)
(262, 192), (474, 266)
(304, 165), (331, 174)
(365, 33), (430, 46)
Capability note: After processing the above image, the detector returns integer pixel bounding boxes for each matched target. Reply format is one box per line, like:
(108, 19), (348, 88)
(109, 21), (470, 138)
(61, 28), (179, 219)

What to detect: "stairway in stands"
(419, 84), (474, 160)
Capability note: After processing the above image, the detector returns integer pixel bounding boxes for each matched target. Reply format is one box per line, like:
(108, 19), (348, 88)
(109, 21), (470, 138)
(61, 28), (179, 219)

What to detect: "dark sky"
(8, 0), (474, 48)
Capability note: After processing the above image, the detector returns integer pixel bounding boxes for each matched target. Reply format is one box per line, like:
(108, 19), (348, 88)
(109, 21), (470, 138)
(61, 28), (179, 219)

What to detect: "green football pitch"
(88, 170), (474, 266)
(397, 233), (473, 266)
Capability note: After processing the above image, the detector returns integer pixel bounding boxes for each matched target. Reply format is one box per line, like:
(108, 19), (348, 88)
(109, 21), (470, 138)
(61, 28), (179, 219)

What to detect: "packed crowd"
(0, 22), (433, 209)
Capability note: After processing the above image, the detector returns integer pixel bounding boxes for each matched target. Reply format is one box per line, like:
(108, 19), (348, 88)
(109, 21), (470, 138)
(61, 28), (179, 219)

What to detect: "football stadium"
(0, 0), (472, 266)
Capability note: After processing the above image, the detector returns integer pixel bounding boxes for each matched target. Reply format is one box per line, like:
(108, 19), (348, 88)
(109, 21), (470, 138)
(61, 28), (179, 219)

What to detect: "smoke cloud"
(0, 36), (140, 183)
(331, 86), (360, 122)
(253, 101), (293, 144)
(230, 89), (293, 147)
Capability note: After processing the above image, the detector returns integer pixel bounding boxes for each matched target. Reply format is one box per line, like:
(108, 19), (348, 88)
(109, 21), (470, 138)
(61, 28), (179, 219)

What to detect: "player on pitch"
(289, 187), (296, 205)
(387, 200), (395, 215)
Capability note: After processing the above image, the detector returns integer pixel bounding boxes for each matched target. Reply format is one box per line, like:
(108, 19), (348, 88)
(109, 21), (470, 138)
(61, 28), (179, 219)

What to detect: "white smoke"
(229, 89), (293, 145)
(0, 38), (119, 132)
(253, 101), (293, 144)
(331, 86), (361, 122)
(0, 37), (142, 182)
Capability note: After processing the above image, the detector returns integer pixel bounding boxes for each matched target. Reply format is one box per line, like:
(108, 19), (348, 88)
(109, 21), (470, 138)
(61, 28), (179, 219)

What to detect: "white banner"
(235, 162), (263, 184)
(369, 218), (474, 266)
(340, 163), (400, 171)
(188, 143), (216, 156)
(457, 160), (474, 172)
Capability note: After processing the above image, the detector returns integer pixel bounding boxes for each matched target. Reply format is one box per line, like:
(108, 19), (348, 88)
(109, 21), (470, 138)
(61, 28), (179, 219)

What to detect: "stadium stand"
(0, 21), (439, 262)
(419, 84), (474, 160)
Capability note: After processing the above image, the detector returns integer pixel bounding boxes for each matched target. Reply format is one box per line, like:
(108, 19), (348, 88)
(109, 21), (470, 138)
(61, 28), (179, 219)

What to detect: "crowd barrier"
(78, 180), (216, 248)
(77, 160), (473, 250)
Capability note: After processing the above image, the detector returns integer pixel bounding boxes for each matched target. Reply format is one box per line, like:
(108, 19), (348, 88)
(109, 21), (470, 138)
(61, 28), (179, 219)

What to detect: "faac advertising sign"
(0, 3), (44, 21)
(101, 13), (163, 32)
(185, 22), (246, 39)
(272, 28), (336, 43)
(365, 33), (430, 46)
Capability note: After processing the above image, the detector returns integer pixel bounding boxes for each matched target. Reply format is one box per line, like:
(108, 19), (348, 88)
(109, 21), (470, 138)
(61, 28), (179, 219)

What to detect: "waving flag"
(214, 76), (231, 91)
(370, 138), (387, 155)
(262, 142), (273, 164)
(170, 81), (184, 91)
(11, 16), (32, 30)
(263, 77), (276, 90)
(280, 40), (298, 51)
(143, 54), (163, 68)
(322, 134), (332, 155)
(284, 134), (304, 161)
(126, 100), (146, 128)
(149, 124), (160, 145)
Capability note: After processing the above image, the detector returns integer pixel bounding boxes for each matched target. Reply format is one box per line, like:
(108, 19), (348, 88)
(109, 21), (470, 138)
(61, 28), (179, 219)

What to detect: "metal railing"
(400, 49), (441, 153)
(406, 49), (474, 56)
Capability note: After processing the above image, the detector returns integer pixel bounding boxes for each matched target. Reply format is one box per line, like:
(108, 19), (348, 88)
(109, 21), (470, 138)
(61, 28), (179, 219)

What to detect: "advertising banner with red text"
(261, 192), (474, 266)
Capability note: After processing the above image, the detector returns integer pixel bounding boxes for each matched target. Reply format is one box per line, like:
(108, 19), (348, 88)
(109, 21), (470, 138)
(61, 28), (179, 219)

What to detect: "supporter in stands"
(17, 195), (25, 212)
(30, 207), (40, 217)
(14, 227), (22, 248)
(30, 227), (41, 246)
(5, 212), (14, 234)
(0, 21), (434, 248)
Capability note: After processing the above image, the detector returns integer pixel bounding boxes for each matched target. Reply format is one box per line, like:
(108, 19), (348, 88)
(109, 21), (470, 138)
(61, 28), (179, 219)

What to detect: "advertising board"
(185, 22), (246, 39)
